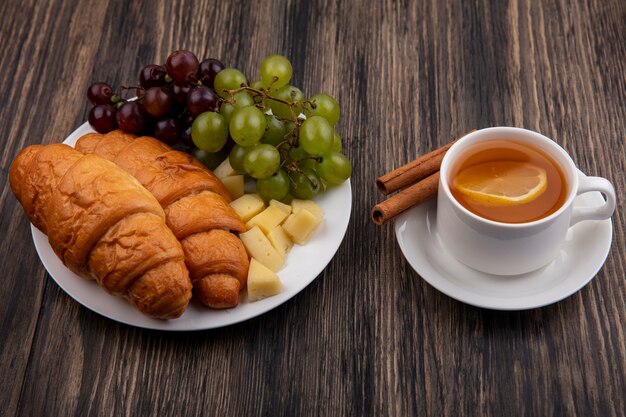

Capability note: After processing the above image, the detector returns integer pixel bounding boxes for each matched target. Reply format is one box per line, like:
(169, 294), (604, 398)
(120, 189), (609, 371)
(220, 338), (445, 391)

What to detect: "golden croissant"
(9, 144), (192, 319)
(75, 131), (250, 309)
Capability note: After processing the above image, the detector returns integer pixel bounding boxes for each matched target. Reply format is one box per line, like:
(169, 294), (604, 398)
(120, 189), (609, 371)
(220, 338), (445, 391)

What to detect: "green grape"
(257, 169), (290, 201)
(280, 192), (294, 204)
(299, 116), (334, 156)
(250, 80), (265, 103)
(243, 144), (281, 179)
(260, 55), (293, 89)
(269, 85), (304, 119)
(285, 120), (296, 133)
(192, 147), (228, 170)
(283, 121), (296, 142)
(220, 102), (235, 123)
(232, 91), (255, 109)
(261, 115), (288, 147)
(302, 159), (325, 192)
(229, 106), (266, 146)
(300, 158), (319, 171)
(250, 79), (265, 90)
(229, 144), (248, 174)
(318, 152), (352, 185)
(191, 111), (228, 152)
(312, 175), (327, 194)
(214, 68), (248, 98)
(289, 144), (309, 161)
(305, 93), (340, 126)
(331, 130), (342, 152)
(290, 168), (322, 199)
(319, 177), (328, 193)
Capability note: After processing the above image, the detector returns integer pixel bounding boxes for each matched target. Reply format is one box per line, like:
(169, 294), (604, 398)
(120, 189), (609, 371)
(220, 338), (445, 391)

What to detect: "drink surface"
(449, 139), (567, 223)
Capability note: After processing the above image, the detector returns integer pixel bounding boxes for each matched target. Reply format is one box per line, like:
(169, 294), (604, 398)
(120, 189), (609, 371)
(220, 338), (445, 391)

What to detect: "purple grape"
(143, 87), (173, 118)
(199, 58), (225, 87)
(88, 104), (117, 133)
(139, 64), (168, 89)
(154, 118), (180, 145)
(180, 126), (194, 146)
(172, 82), (191, 105)
(87, 82), (113, 105)
(166, 50), (199, 83)
(116, 101), (148, 133)
(187, 86), (219, 116)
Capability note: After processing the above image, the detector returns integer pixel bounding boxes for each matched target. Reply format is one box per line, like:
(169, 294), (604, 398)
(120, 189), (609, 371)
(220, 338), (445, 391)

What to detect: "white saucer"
(394, 190), (613, 310)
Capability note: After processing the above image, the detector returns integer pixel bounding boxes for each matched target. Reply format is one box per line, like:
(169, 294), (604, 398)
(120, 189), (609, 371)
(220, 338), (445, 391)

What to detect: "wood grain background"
(1, 0), (624, 416)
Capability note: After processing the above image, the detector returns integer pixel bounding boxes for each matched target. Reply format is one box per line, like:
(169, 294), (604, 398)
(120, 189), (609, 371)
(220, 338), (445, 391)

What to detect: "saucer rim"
(393, 189), (613, 311)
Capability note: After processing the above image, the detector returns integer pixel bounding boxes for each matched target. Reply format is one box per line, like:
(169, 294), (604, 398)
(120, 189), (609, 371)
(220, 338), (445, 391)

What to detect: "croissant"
(9, 144), (192, 319)
(75, 130), (250, 309)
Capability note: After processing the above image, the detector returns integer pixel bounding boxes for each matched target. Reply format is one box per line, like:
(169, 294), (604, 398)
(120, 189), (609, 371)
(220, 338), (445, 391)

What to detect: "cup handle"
(570, 174), (616, 227)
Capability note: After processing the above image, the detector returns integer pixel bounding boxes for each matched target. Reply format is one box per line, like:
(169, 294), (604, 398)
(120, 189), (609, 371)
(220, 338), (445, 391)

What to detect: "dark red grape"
(116, 101), (148, 133)
(187, 86), (219, 116)
(199, 58), (225, 87)
(139, 64), (167, 89)
(172, 82), (191, 105)
(180, 126), (194, 146)
(166, 50), (199, 83)
(87, 82), (113, 105)
(154, 118), (180, 145)
(88, 104), (117, 133)
(143, 87), (173, 118)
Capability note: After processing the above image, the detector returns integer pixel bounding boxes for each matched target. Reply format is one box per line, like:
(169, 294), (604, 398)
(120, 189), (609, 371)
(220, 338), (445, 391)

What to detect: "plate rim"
(30, 122), (352, 331)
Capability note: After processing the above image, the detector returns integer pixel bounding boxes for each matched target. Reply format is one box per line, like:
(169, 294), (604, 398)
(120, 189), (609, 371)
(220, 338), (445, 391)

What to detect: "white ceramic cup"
(437, 127), (616, 275)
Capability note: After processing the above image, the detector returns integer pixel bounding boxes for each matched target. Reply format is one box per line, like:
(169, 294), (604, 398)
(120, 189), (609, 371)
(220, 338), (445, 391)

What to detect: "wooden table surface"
(1, 0), (624, 416)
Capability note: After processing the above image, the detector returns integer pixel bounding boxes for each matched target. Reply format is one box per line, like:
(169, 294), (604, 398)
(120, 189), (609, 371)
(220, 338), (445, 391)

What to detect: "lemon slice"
(453, 161), (547, 206)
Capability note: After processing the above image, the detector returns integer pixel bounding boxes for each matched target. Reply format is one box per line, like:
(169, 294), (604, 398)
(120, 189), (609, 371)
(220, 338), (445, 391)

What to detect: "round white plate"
(394, 182), (613, 310)
(31, 122), (352, 330)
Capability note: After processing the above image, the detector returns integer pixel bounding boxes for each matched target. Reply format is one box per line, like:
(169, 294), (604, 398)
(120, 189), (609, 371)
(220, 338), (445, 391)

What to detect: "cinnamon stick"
(375, 130), (475, 195)
(371, 172), (440, 225)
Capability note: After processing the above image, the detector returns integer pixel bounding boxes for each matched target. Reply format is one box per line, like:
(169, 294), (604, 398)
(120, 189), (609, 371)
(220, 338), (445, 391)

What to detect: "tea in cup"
(437, 127), (616, 275)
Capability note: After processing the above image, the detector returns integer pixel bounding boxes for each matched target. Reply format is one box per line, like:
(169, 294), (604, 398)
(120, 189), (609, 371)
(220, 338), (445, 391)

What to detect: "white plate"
(31, 122), (352, 330)
(394, 182), (613, 310)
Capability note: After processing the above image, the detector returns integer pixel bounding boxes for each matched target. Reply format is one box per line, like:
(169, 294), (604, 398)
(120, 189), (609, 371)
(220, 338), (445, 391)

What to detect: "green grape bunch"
(195, 54), (351, 203)
(86, 51), (351, 204)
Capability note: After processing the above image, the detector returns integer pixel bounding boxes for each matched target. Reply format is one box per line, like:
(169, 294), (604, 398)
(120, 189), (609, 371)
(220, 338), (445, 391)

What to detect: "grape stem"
(108, 85), (145, 105)
(223, 86), (312, 126)
(282, 159), (320, 190)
